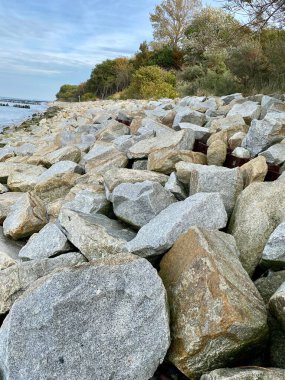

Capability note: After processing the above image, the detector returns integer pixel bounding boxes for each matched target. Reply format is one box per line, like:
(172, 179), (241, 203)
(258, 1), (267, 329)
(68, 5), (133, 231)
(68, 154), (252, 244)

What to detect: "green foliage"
(81, 92), (97, 101)
(56, 85), (80, 101)
(122, 66), (177, 99)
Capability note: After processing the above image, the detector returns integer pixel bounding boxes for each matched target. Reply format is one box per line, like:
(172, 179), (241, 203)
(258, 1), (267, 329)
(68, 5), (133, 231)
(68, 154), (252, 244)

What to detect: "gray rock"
(62, 189), (111, 215)
(132, 160), (148, 170)
(172, 108), (206, 128)
(259, 142), (285, 165)
(112, 181), (176, 229)
(137, 117), (174, 136)
(232, 147), (251, 159)
(228, 180), (285, 275)
(227, 101), (261, 123)
(261, 221), (285, 269)
(0, 226), (24, 270)
(0, 255), (170, 380)
(165, 172), (187, 200)
(255, 270), (285, 304)
(96, 120), (130, 142)
(0, 147), (15, 162)
(201, 367), (285, 380)
(177, 123), (211, 140)
(160, 227), (267, 379)
(127, 192), (228, 258)
(242, 115), (285, 156)
(209, 115), (247, 133)
(7, 165), (46, 192)
(0, 163), (42, 184)
(269, 282), (285, 331)
(0, 192), (24, 224)
(3, 192), (48, 240)
(189, 165), (244, 214)
(41, 145), (82, 167)
(0, 252), (86, 314)
(59, 209), (136, 260)
(36, 160), (84, 183)
(19, 223), (71, 260)
(221, 93), (243, 105)
(14, 143), (36, 156)
(103, 168), (168, 200)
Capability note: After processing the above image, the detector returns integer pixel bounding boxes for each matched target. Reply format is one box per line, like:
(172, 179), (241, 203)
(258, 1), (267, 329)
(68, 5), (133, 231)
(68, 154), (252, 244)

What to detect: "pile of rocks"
(0, 93), (285, 379)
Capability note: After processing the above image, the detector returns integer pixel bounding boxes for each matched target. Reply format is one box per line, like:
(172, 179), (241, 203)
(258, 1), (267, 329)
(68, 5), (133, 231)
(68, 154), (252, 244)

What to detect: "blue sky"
(0, 0), (217, 100)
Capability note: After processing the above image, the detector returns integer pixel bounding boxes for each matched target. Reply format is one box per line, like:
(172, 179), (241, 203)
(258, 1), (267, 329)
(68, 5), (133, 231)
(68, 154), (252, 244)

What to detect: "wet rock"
(127, 192), (227, 258)
(160, 227), (267, 379)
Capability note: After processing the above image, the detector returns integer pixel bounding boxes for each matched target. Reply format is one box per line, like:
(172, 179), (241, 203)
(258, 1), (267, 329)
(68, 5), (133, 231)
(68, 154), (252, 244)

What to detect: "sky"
(0, 0), (217, 100)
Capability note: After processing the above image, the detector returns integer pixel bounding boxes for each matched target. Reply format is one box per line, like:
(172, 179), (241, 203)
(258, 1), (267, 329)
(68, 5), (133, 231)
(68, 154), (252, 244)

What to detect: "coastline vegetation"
(56, 0), (285, 101)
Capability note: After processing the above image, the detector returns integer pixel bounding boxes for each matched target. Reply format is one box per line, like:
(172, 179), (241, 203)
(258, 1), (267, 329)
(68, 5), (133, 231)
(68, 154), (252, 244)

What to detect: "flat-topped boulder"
(172, 107), (206, 128)
(0, 163), (44, 184)
(40, 145), (82, 167)
(227, 101), (261, 123)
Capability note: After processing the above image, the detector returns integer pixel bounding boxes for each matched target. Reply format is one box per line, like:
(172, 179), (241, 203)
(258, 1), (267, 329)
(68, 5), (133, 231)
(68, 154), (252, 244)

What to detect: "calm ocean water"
(0, 97), (48, 131)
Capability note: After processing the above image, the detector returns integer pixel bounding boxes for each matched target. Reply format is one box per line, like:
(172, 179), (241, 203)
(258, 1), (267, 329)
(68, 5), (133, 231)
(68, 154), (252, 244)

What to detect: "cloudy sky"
(0, 0), (216, 100)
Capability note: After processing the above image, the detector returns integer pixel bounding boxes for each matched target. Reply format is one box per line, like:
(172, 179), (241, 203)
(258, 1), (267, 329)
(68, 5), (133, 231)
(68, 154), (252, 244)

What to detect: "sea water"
(0, 97), (48, 131)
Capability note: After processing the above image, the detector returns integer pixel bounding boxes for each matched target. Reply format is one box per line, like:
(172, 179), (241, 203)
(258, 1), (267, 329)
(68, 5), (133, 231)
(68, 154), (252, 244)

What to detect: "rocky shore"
(0, 94), (285, 379)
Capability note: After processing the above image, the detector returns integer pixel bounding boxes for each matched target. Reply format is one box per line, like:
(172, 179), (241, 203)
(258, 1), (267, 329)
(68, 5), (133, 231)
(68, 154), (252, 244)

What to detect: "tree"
(150, 0), (201, 48)
(56, 85), (80, 101)
(224, 0), (285, 29)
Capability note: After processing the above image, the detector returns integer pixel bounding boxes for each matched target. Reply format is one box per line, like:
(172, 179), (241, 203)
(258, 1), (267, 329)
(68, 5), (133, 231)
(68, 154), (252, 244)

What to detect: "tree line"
(56, 0), (285, 101)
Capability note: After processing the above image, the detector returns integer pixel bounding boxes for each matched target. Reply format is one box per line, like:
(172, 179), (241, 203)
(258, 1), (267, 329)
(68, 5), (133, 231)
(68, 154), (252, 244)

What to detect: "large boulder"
(160, 227), (267, 379)
(103, 168), (168, 199)
(112, 181), (176, 229)
(228, 180), (285, 275)
(62, 189), (111, 216)
(0, 255), (170, 380)
(269, 283), (285, 331)
(19, 223), (71, 260)
(7, 165), (46, 192)
(0, 227), (24, 270)
(201, 367), (285, 380)
(260, 221), (285, 269)
(3, 192), (48, 240)
(147, 148), (206, 174)
(207, 140), (227, 166)
(209, 115), (247, 134)
(128, 130), (194, 159)
(0, 163), (42, 184)
(0, 252), (86, 314)
(165, 172), (187, 200)
(172, 107), (206, 128)
(127, 192), (228, 258)
(227, 101), (261, 124)
(189, 165), (243, 214)
(40, 145), (82, 167)
(59, 209), (135, 260)
(242, 115), (285, 156)
(240, 156), (268, 187)
(259, 142), (285, 165)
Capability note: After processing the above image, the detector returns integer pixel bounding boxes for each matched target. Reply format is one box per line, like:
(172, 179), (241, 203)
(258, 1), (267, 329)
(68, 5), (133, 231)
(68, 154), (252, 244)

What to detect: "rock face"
(160, 227), (268, 379)
(3, 192), (48, 240)
(261, 221), (285, 269)
(201, 367), (285, 380)
(228, 180), (285, 275)
(0, 255), (170, 380)
(0, 252), (86, 314)
(269, 283), (285, 331)
(19, 223), (71, 260)
(189, 165), (243, 214)
(112, 181), (176, 229)
(127, 192), (228, 257)
(59, 209), (136, 260)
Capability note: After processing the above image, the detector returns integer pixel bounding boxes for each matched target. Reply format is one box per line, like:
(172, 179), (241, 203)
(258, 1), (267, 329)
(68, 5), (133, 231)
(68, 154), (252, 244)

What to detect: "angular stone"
(0, 255), (170, 380)
(228, 131), (246, 149)
(255, 270), (285, 305)
(59, 209), (135, 260)
(3, 192), (48, 240)
(160, 227), (267, 379)
(0, 252), (85, 314)
(221, 93), (243, 104)
(132, 160), (148, 170)
(269, 283), (285, 331)
(201, 367), (285, 380)
(190, 165), (243, 214)
(112, 181), (176, 229)
(85, 148), (128, 174)
(0, 163), (42, 184)
(147, 148), (206, 174)
(165, 172), (187, 200)
(137, 117), (174, 136)
(19, 223), (71, 260)
(259, 142), (285, 165)
(260, 221), (285, 269)
(103, 168), (168, 199)
(232, 147), (250, 158)
(128, 130), (194, 159)
(0, 192), (24, 224)
(242, 115), (285, 156)
(127, 192), (227, 258)
(7, 165), (46, 192)
(0, 147), (15, 162)
(240, 156), (268, 187)
(227, 101), (261, 123)
(34, 161), (83, 204)
(41, 145), (82, 167)
(177, 123), (211, 140)
(0, 226), (24, 266)
(96, 120), (130, 141)
(62, 189), (111, 215)
(228, 180), (285, 275)
(0, 184), (8, 194)
(172, 108), (206, 128)
(207, 140), (227, 166)
(209, 115), (247, 134)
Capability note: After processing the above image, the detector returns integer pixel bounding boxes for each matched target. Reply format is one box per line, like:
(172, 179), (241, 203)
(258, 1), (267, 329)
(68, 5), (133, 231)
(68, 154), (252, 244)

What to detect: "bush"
(122, 65), (177, 99)
(196, 69), (241, 96)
